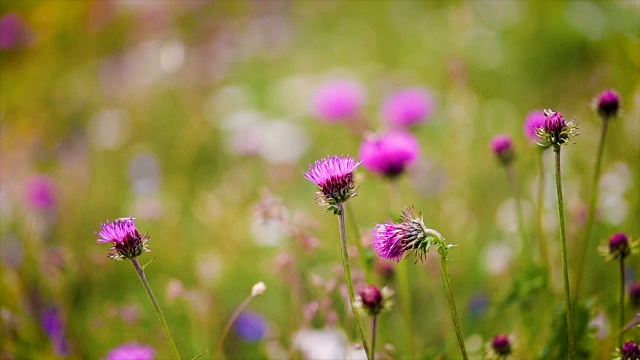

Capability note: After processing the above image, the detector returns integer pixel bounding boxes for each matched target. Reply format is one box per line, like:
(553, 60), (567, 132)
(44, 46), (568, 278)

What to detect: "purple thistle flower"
(621, 341), (640, 360)
(490, 134), (514, 165)
(104, 342), (155, 360)
(0, 13), (28, 50)
(96, 217), (150, 261)
(312, 79), (365, 122)
(372, 207), (432, 262)
(523, 110), (546, 144)
(358, 130), (420, 178)
(304, 155), (359, 208)
(534, 109), (579, 148)
(381, 88), (433, 127)
(594, 89), (621, 119)
(491, 334), (512, 356)
(25, 175), (57, 210)
(355, 285), (394, 317)
(234, 311), (267, 342)
(629, 281), (640, 308)
(609, 232), (630, 259)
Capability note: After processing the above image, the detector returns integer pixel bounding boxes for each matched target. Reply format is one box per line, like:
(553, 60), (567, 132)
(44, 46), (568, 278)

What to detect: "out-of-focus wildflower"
(96, 217), (150, 261)
(354, 285), (393, 316)
(468, 294), (489, 317)
(629, 281), (640, 308)
(599, 232), (639, 261)
(614, 341), (640, 360)
(104, 342), (154, 360)
(251, 281), (267, 297)
(588, 309), (610, 340)
(490, 134), (514, 165)
(534, 109), (579, 148)
(0, 13), (28, 50)
(594, 89), (621, 119)
(381, 88), (433, 127)
(41, 307), (69, 357)
(304, 155), (359, 212)
(25, 175), (57, 210)
(234, 311), (268, 342)
(523, 110), (546, 144)
(374, 259), (395, 282)
(293, 328), (348, 360)
(485, 334), (515, 360)
(312, 79), (365, 122)
(359, 131), (420, 178)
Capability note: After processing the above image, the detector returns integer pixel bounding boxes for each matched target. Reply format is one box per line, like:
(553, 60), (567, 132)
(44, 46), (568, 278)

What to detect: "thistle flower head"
(96, 217), (150, 261)
(490, 134), (514, 165)
(382, 87), (433, 127)
(354, 285), (394, 317)
(359, 130), (420, 178)
(312, 79), (365, 123)
(523, 110), (546, 144)
(599, 232), (639, 261)
(615, 341), (640, 360)
(485, 334), (515, 360)
(594, 89), (621, 119)
(534, 109), (579, 148)
(104, 342), (155, 360)
(304, 155), (360, 211)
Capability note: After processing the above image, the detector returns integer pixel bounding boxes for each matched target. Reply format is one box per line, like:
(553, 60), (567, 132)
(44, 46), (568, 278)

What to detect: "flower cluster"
(96, 217), (151, 261)
(354, 285), (394, 317)
(534, 109), (579, 148)
(304, 155), (360, 212)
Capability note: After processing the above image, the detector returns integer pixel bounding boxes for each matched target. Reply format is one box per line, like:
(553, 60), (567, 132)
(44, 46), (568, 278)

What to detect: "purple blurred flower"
(490, 334), (512, 356)
(523, 110), (545, 144)
(372, 207), (429, 262)
(312, 79), (365, 122)
(381, 88), (433, 127)
(96, 217), (150, 260)
(595, 89), (621, 119)
(621, 341), (639, 359)
(468, 294), (489, 317)
(25, 175), (57, 210)
(41, 307), (69, 357)
(359, 131), (420, 178)
(304, 155), (359, 208)
(629, 281), (640, 308)
(535, 109), (578, 147)
(0, 12), (27, 50)
(104, 342), (154, 360)
(490, 134), (514, 165)
(234, 311), (267, 342)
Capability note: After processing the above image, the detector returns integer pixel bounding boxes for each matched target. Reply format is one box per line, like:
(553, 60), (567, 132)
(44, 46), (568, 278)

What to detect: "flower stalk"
(536, 149), (551, 274)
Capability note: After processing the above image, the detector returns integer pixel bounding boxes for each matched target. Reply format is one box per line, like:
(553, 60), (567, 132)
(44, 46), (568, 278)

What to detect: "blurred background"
(1, 1), (639, 359)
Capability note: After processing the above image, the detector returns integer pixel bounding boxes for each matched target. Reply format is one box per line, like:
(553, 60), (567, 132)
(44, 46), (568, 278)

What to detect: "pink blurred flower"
(312, 79), (365, 122)
(594, 89), (621, 119)
(0, 13), (28, 50)
(104, 342), (154, 360)
(25, 175), (57, 210)
(490, 134), (514, 165)
(359, 131), (419, 178)
(381, 88), (433, 127)
(523, 110), (545, 143)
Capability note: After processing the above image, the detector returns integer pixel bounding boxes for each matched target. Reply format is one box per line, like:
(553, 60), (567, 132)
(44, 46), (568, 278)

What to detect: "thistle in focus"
(598, 232), (639, 262)
(373, 207), (434, 262)
(355, 285), (394, 317)
(594, 89), (621, 120)
(535, 109), (579, 148)
(96, 217), (150, 260)
(304, 155), (360, 214)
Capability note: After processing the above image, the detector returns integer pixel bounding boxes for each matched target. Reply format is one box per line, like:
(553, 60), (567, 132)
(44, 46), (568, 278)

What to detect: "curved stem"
(131, 258), (181, 360)
(371, 315), (378, 360)
(575, 119), (609, 297)
(506, 164), (529, 264)
(338, 203), (370, 359)
(553, 147), (575, 359)
(440, 257), (468, 360)
(214, 295), (253, 360)
(619, 257), (625, 349)
(346, 204), (373, 284)
(536, 150), (551, 275)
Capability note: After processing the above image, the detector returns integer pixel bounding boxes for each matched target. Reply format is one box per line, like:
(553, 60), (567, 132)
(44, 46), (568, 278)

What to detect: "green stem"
(440, 257), (468, 360)
(338, 203), (370, 359)
(575, 119), (609, 297)
(506, 163), (529, 264)
(346, 204), (373, 284)
(214, 295), (253, 360)
(553, 147), (575, 359)
(371, 315), (378, 360)
(131, 258), (181, 360)
(619, 257), (625, 349)
(536, 150), (551, 273)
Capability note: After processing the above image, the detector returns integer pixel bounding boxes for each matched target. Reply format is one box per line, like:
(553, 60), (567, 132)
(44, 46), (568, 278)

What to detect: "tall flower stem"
(619, 257), (625, 349)
(131, 258), (181, 360)
(506, 163), (529, 264)
(575, 119), (609, 297)
(536, 149), (551, 273)
(338, 203), (370, 359)
(214, 295), (253, 359)
(440, 256), (468, 360)
(553, 147), (575, 359)
(371, 315), (378, 360)
(346, 204), (374, 283)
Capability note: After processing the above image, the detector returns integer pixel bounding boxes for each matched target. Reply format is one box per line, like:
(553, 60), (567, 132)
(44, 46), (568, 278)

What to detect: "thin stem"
(575, 119), (609, 297)
(440, 257), (468, 360)
(338, 203), (370, 359)
(619, 257), (625, 349)
(214, 295), (253, 360)
(553, 147), (575, 359)
(371, 315), (378, 360)
(506, 163), (529, 264)
(131, 258), (181, 360)
(346, 204), (374, 284)
(536, 150), (551, 273)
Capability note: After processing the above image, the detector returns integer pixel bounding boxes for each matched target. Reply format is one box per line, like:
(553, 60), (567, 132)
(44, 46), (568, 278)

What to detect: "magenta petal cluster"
(359, 131), (420, 178)
(490, 134), (514, 165)
(25, 175), (57, 210)
(312, 79), (365, 122)
(523, 110), (545, 143)
(535, 109), (578, 147)
(104, 342), (155, 360)
(491, 334), (512, 356)
(96, 217), (150, 261)
(382, 88), (433, 127)
(0, 13), (28, 50)
(304, 155), (359, 207)
(595, 89), (621, 119)
(372, 207), (429, 262)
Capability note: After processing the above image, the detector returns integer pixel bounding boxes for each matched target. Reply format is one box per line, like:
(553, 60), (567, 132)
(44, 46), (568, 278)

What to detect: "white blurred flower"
(293, 328), (347, 360)
(484, 242), (513, 275)
(251, 281), (266, 297)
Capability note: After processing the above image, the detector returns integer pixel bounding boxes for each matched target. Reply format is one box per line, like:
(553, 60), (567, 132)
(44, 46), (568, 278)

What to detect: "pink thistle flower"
(381, 88), (433, 127)
(594, 89), (621, 119)
(304, 155), (359, 209)
(312, 79), (365, 123)
(535, 109), (579, 148)
(355, 285), (394, 317)
(25, 175), (57, 210)
(621, 341), (639, 360)
(523, 110), (545, 144)
(0, 13), (28, 50)
(372, 207), (432, 262)
(358, 130), (420, 178)
(485, 334), (516, 359)
(490, 134), (514, 165)
(96, 217), (150, 261)
(104, 342), (154, 360)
